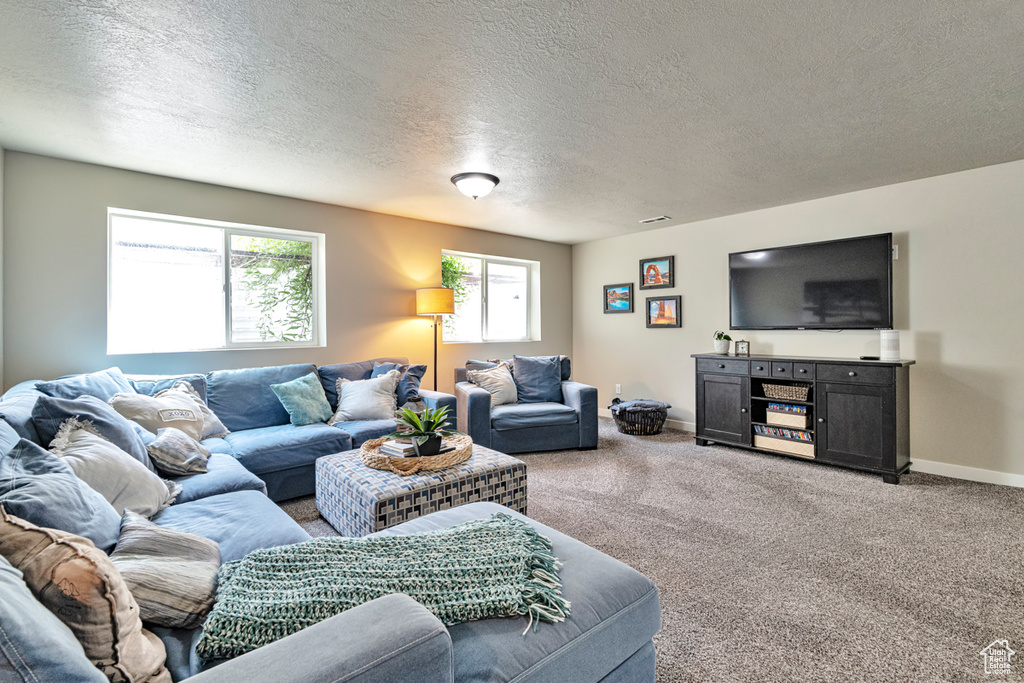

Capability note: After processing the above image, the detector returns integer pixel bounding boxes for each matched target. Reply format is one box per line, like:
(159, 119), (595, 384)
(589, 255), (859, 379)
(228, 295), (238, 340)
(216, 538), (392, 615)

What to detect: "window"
(107, 208), (325, 354)
(442, 251), (539, 343)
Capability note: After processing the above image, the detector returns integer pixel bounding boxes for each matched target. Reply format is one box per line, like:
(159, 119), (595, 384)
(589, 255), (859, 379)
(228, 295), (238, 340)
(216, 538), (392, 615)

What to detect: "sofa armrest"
(455, 381), (492, 449)
(188, 594), (452, 683)
(562, 381), (598, 449)
(418, 389), (457, 425)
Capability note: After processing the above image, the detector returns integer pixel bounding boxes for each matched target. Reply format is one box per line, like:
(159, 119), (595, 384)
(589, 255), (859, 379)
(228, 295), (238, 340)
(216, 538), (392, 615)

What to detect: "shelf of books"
(753, 422), (814, 459)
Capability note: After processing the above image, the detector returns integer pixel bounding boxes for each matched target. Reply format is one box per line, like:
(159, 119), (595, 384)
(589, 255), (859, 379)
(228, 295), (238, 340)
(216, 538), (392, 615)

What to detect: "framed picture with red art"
(646, 295), (681, 328)
(639, 255), (674, 290)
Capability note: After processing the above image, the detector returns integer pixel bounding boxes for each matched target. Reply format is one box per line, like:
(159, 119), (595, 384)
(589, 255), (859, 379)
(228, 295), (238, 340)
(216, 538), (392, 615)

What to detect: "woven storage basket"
(762, 384), (810, 401)
(361, 434), (473, 476)
(609, 398), (670, 436)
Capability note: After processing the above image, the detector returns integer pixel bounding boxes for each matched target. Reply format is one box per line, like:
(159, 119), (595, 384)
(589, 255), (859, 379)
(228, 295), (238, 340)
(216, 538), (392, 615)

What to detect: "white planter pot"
(713, 339), (730, 354)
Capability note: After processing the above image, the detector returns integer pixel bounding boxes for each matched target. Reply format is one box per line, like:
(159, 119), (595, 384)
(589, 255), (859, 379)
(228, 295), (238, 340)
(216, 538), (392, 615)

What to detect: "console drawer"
(751, 361), (770, 377)
(817, 364), (893, 385)
(770, 362), (793, 378)
(697, 358), (749, 375)
(793, 363), (814, 379)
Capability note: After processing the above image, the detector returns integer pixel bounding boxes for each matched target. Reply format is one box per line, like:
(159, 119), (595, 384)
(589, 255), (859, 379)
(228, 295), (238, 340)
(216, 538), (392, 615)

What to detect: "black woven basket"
(609, 398), (670, 436)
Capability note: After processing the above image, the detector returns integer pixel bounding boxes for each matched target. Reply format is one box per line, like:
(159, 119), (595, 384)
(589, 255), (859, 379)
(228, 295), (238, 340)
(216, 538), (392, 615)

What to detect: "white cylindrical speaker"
(880, 330), (900, 362)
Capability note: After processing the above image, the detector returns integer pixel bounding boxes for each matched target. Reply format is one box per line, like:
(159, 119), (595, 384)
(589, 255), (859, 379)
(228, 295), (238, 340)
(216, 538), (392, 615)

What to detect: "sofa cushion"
(331, 419), (398, 447)
(0, 554), (108, 682)
(36, 367), (134, 402)
(152, 490), (310, 563)
(271, 372), (334, 426)
(371, 362), (427, 406)
(200, 437), (234, 456)
(0, 420), (19, 455)
(490, 402), (579, 431)
(513, 355), (564, 404)
(0, 439), (122, 552)
(32, 395), (155, 471)
(0, 509), (172, 683)
(317, 357), (408, 409)
(171, 453), (267, 505)
(0, 382), (46, 443)
(375, 502), (660, 683)
(328, 370), (401, 423)
(110, 384), (224, 442)
(224, 423), (352, 476)
(467, 364), (518, 406)
(206, 364), (318, 432)
(129, 374), (208, 403)
(110, 511), (221, 630)
(147, 428), (211, 477)
(49, 418), (179, 518)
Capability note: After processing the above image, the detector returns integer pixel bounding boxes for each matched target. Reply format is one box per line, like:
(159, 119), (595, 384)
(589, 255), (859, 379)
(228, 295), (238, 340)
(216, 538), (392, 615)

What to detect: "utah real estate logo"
(980, 640), (1015, 675)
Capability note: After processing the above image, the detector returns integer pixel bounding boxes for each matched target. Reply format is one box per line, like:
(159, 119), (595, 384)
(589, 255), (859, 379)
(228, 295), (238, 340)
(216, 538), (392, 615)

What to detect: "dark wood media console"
(692, 353), (914, 484)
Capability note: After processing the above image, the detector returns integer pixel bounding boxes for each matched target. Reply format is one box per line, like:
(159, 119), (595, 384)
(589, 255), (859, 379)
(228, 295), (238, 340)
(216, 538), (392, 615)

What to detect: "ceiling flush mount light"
(451, 172), (499, 199)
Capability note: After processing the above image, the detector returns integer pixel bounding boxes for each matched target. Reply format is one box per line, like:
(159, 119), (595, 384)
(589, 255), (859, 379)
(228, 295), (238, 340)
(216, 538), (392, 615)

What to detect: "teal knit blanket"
(195, 513), (570, 661)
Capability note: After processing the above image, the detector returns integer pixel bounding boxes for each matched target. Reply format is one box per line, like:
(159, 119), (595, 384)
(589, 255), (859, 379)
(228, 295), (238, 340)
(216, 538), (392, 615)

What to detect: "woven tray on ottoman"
(609, 398), (671, 435)
(315, 444), (527, 537)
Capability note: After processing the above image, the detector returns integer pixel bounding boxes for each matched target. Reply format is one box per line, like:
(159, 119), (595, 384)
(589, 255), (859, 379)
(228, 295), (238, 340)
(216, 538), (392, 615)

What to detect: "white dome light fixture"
(451, 172), (499, 199)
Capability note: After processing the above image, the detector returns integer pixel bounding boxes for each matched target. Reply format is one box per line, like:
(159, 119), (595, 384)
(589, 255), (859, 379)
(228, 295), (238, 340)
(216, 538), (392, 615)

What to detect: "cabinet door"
(817, 382), (895, 470)
(697, 374), (750, 445)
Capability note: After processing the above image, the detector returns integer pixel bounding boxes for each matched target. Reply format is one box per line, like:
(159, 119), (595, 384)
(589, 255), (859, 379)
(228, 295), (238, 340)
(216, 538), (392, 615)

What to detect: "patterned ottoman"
(315, 445), (528, 537)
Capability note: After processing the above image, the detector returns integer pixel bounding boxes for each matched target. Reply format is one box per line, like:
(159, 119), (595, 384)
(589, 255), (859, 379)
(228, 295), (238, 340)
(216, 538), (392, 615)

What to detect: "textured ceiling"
(1, 1), (1023, 244)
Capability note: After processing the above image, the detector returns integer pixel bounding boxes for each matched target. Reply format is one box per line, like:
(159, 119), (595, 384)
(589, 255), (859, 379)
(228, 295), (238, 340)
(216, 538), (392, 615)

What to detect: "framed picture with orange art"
(646, 295), (681, 328)
(639, 255), (674, 290)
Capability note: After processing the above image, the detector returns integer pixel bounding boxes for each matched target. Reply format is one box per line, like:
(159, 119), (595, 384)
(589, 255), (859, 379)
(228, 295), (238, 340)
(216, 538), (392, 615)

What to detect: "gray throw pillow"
(110, 511), (221, 630)
(328, 370), (401, 423)
(50, 418), (180, 518)
(146, 428), (211, 477)
(109, 381), (228, 441)
(467, 364), (518, 406)
(512, 355), (564, 403)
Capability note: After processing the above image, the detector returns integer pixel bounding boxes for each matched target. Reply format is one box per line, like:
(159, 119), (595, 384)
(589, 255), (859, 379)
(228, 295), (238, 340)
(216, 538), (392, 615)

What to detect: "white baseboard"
(597, 410), (1023, 488)
(909, 459), (1024, 488)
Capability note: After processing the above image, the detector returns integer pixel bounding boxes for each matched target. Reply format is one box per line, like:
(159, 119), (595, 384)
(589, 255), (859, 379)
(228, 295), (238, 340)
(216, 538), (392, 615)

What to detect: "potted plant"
(385, 405), (460, 457)
(713, 330), (732, 354)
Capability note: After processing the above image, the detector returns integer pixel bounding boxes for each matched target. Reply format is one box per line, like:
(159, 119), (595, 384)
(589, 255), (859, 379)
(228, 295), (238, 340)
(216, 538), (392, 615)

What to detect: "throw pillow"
(129, 373), (208, 403)
(36, 367), (135, 403)
(0, 438), (121, 552)
(110, 511), (221, 629)
(32, 394), (156, 471)
(146, 428), (211, 477)
(0, 508), (172, 683)
(466, 364), (518, 406)
(327, 369), (401, 424)
(270, 372), (334, 426)
(512, 355), (564, 404)
(50, 418), (180, 518)
(371, 362), (427, 405)
(109, 381), (229, 442)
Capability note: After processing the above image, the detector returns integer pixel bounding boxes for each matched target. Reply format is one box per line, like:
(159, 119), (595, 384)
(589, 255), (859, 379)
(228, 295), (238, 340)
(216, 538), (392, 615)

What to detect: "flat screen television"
(729, 233), (893, 330)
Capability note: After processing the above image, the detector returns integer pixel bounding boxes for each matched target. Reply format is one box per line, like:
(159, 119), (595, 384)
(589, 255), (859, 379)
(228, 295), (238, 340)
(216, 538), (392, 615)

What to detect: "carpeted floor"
(280, 418), (1024, 682)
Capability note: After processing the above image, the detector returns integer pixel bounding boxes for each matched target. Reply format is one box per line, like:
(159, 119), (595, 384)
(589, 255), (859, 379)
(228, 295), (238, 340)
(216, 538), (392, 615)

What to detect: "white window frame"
(107, 207), (327, 354)
(442, 250), (540, 344)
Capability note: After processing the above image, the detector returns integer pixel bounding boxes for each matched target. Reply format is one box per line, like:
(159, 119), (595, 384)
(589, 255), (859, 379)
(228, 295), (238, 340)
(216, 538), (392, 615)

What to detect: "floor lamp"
(416, 287), (455, 390)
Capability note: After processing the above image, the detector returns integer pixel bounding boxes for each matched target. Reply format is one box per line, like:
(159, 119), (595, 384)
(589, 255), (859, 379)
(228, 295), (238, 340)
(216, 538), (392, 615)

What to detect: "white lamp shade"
(451, 173), (499, 199)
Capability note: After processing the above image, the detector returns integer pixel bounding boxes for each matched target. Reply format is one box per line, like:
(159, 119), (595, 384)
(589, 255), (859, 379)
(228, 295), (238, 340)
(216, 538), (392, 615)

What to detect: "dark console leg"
(882, 473), (900, 485)
(695, 438), (709, 447)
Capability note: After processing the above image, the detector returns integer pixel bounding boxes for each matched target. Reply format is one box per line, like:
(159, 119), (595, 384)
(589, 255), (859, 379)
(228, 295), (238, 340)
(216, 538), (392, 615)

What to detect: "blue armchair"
(454, 358), (598, 454)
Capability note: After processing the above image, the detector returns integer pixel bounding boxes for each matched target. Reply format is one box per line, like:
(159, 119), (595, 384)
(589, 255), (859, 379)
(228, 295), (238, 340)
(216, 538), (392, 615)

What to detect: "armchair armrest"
(418, 389), (457, 425)
(562, 381), (598, 449)
(188, 594), (452, 683)
(455, 381), (493, 449)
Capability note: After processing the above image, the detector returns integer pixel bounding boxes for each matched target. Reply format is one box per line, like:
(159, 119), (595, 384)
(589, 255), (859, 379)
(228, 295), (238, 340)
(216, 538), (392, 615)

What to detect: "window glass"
(441, 252), (536, 343)
(444, 256), (483, 342)
(486, 262), (528, 340)
(230, 235), (314, 343)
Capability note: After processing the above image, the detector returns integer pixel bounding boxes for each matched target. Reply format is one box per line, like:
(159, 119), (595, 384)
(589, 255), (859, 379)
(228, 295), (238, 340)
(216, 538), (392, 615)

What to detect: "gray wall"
(573, 158), (1024, 480)
(2, 152), (573, 393)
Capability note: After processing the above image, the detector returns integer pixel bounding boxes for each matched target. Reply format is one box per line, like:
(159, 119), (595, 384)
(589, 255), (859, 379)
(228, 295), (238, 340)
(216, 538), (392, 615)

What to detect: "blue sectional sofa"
(455, 358), (599, 454)
(0, 363), (661, 682)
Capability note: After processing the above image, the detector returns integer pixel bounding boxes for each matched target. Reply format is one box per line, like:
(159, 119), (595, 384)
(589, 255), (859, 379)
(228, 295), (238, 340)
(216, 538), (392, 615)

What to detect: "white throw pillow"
(49, 418), (180, 518)
(467, 364), (518, 406)
(328, 370), (401, 423)
(109, 381), (229, 441)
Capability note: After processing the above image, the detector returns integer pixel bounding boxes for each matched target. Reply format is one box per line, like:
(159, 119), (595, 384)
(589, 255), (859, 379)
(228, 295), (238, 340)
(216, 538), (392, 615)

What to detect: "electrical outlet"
(615, 384), (622, 395)
(892, 245), (899, 260)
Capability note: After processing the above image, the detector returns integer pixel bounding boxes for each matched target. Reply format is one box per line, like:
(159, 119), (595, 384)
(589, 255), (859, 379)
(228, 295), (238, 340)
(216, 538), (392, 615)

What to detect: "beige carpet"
(280, 418), (1024, 682)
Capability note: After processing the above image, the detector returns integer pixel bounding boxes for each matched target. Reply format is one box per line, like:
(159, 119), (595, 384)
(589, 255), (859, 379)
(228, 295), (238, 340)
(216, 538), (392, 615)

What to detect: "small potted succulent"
(713, 330), (732, 354)
(385, 405), (460, 456)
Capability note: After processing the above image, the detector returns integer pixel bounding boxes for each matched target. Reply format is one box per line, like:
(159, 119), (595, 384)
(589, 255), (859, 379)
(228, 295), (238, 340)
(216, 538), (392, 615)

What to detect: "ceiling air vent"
(639, 215), (671, 225)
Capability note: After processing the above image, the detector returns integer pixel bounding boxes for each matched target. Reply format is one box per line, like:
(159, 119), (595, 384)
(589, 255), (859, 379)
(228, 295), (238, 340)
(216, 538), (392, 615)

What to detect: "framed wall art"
(603, 283), (634, 313)
(646, 295), (682, 328)
(639, 255), (674, 290)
